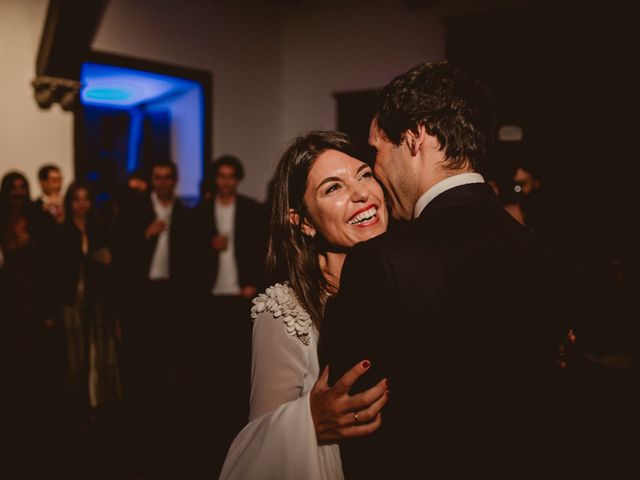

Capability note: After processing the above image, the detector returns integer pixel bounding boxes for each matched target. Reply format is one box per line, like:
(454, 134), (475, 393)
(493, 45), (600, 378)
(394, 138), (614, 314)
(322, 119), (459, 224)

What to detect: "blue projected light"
(80, 61), (205, 198)
(80, 63), (197, 107)
(84, 87), (131, 101)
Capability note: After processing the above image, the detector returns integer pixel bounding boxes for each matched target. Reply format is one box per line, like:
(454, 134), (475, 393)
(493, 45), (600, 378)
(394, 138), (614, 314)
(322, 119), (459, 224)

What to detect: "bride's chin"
(359, 228), (385, 241)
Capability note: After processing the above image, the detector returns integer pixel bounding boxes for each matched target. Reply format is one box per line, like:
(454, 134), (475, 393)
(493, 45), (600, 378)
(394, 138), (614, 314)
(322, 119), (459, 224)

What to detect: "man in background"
(195, 155), (266, 299)
(113, 160), (192, 475)
(35, 164), (64, 224)
(192, 155), (267, 474)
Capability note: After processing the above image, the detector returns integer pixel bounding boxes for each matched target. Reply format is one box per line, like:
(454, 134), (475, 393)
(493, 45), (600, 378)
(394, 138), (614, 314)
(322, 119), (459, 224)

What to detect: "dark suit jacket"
(192, 194), (267, 294)
(113, 193), (193, 292)
(320, 183), (568, 478)
(0, 202), (58, 324)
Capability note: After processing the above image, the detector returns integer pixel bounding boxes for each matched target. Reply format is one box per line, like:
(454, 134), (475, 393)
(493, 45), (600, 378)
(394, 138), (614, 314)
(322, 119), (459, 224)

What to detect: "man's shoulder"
(351, 218), (429, 259)
(138, 193), (154, 210)
(236, 194), (263, 208)
(129, 195), (155, 224)
(236, 195), (266, 224)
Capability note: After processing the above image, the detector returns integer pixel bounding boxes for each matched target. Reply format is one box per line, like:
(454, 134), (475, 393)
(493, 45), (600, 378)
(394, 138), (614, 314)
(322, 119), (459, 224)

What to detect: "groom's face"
(369, 119), (415, 220)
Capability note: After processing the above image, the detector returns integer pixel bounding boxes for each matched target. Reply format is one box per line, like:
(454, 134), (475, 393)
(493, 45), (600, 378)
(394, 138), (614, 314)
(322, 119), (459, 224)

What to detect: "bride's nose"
(351, 183), (369, 202)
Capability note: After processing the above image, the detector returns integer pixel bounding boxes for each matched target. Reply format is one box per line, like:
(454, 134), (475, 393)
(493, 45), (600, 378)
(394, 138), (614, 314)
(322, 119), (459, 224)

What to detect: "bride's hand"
(310, 361), (389, 443)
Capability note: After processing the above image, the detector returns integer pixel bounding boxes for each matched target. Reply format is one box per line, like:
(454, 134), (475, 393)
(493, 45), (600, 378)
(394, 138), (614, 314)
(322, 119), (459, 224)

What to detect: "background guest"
(56, 181), (122, 420)
(35, 164), (65, 225)
(191, 154), (267, 472)
(112, 160), (193, 475)
(0, 170), (62, 477)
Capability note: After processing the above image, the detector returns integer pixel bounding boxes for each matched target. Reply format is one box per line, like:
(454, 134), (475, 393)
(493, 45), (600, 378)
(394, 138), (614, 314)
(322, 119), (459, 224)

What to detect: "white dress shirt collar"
(151, 191), (174, 213)
(413, 172), (485, 219)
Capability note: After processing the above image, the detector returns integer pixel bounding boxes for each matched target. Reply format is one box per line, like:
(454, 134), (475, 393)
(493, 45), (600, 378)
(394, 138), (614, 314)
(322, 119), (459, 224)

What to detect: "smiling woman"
(219, 131), (390, 480)
(302, 149), (387, 254)
(269, 131), (389, 326)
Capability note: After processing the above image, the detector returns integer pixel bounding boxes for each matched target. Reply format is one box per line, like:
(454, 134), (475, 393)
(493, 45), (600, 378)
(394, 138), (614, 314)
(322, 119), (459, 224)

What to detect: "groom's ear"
(405, 124), (436, 156)
(289, 208), (316, 238)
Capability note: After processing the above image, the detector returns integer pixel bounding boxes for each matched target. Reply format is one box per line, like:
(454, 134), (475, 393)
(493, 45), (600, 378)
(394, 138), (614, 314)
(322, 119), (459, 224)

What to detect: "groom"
(320, 61), (567, 477)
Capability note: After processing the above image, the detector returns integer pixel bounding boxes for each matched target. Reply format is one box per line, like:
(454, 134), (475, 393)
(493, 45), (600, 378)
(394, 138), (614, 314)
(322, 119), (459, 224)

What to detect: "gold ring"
(354, 412), (359, 424)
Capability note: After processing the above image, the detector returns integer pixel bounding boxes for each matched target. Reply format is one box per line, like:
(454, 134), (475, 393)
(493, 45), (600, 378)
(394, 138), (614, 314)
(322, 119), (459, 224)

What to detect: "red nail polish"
(362, 360), (370, 369)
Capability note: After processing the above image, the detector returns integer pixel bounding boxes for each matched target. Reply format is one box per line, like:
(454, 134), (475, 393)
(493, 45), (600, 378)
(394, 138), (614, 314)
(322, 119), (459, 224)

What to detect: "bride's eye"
(325, 183), (341, 194)
(359, 170), (374, 180)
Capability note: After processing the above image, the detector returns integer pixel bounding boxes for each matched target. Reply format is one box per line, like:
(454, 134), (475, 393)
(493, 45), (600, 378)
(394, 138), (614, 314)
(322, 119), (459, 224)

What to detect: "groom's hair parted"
(375, 60), (497, 173)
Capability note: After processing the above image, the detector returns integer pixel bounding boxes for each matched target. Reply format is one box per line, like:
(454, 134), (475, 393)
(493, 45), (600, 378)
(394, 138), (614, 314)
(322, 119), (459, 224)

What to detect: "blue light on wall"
(84, 87), (131, 101)
(80, 62), (204, 198)
(80, 63), (197, 108)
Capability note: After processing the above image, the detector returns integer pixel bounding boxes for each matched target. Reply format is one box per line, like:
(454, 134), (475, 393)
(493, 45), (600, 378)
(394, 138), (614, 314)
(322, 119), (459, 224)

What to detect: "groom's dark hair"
(375, 60), (496, 173)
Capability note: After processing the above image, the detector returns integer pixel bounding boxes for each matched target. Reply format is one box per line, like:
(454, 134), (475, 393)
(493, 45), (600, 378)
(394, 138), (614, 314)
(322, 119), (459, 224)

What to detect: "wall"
(1, 0), (447, 201)
(94, 0), (447, 199)
(146, 86), (204, 199)
(0, 0), (74, 195)
(280, 0), (445, 144)
(93, 0), (283, 200)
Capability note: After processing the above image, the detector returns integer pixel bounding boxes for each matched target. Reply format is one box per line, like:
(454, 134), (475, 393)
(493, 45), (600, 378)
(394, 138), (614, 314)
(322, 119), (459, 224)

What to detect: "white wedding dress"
(219, 283), (343, 480)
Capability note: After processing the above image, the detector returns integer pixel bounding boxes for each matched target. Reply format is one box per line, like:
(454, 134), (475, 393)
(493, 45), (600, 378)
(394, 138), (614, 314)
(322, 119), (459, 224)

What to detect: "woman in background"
(0, 171), (57, 373)
(1, 171), (59, 476)
(57, 180), (122, 416)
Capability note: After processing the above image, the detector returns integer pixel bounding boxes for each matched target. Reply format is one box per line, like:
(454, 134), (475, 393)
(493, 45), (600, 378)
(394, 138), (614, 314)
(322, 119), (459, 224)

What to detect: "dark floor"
(2, 349), (637, 479)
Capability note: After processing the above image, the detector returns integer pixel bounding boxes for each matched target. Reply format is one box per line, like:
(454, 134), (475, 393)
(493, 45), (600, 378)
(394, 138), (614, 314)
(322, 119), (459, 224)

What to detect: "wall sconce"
(32, 76), (82, 111)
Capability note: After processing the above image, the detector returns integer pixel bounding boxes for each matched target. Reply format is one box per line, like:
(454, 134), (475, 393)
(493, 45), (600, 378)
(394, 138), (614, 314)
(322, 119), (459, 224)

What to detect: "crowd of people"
(1, 157), (268, 478)
(1, 59), (637, 479)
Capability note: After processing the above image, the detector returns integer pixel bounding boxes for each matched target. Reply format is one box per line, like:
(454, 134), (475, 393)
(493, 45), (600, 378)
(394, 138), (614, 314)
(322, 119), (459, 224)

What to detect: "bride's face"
(302, 149), (388, 249)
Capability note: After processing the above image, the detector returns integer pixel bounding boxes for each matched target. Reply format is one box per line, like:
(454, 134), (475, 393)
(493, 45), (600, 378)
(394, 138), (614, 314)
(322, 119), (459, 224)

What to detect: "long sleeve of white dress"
(219, 284), (343, 480)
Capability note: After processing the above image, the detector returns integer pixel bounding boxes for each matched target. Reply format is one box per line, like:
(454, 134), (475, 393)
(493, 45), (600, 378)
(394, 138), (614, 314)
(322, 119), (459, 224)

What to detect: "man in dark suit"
(193, 155), (266, 299)
(320, 61), (568, 477)
(192, 155), (267, 473)
(113, 161), (193, 473)
(34, 164), (64, 224)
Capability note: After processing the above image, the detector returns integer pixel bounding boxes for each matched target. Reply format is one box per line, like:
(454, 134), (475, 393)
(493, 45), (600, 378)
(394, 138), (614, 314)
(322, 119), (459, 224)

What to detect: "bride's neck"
(318, 251), (346, 294)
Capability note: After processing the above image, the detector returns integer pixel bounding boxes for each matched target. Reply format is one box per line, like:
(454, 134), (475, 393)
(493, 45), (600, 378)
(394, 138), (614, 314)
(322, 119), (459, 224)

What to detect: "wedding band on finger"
(353, 411), (360, 425)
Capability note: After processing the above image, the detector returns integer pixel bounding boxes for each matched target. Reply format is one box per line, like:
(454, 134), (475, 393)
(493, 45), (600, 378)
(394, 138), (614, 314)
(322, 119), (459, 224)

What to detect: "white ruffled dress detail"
(251, 282), (313, 346)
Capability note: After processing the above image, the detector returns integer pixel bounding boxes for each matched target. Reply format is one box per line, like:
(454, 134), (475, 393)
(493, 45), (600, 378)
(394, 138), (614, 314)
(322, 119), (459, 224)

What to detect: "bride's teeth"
(349, 207), (377, 225)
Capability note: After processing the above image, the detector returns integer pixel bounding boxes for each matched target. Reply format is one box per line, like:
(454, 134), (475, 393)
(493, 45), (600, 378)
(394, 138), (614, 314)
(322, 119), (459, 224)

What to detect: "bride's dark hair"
(267, 131), (366, 330)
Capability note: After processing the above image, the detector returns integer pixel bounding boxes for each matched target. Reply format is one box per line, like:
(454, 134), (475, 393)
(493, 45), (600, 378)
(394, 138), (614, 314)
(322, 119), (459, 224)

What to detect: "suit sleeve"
(320, 241), (396, 393)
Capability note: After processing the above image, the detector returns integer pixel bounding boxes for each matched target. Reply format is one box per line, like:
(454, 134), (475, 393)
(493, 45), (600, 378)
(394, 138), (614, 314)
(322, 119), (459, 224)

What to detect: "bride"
(219, 131), (390, 479)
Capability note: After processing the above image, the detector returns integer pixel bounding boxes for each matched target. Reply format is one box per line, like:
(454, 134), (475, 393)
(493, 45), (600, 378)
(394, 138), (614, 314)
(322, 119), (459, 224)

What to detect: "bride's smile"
(347, 204), (379, 226)
(302, 149), (388, 249)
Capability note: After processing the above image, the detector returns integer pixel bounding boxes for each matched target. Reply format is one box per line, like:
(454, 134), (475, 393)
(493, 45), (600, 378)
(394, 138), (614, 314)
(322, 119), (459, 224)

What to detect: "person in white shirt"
(114, 161), (193, 475)
(192, 155), (268, 471)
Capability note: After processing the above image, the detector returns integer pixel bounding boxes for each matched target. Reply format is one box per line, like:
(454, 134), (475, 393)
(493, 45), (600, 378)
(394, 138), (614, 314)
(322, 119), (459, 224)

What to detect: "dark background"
(447, 1), (637, 255)
(337, 1), (638, 274)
